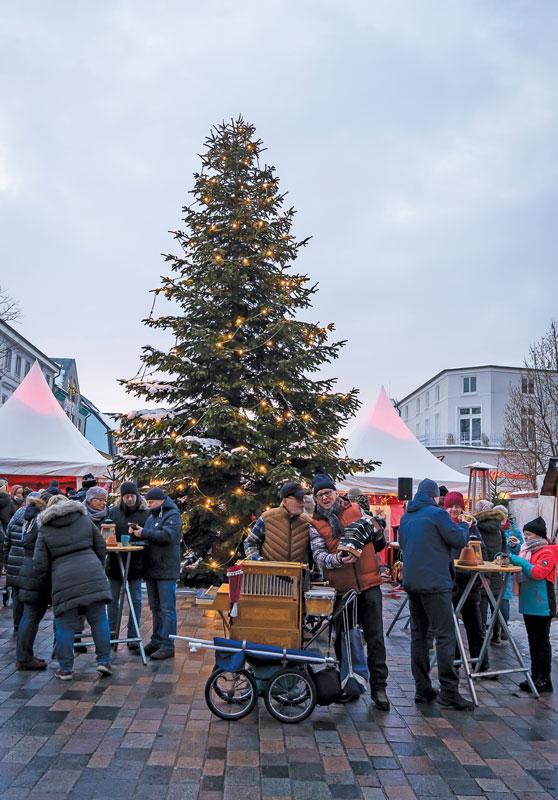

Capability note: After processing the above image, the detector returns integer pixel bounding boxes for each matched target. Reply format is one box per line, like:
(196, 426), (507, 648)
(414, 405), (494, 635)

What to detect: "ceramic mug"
(120, 534), (131, 547)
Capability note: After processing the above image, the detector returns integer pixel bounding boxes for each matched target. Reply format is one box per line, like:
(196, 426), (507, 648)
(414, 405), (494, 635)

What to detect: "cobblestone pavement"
(1, 588), (558, 800)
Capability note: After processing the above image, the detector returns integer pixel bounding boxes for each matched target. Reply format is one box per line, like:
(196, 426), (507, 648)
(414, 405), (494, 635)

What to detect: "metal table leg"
(386, 594), (409, 637)
(476, 573), (538, 696)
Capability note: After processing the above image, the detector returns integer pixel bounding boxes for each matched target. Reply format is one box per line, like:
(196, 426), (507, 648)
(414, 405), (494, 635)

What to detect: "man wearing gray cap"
(244, 482), (311, 563)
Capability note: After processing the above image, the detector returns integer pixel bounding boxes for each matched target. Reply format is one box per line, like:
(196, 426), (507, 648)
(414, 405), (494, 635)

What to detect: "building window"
(521, 376), (534, 395)
(1, 394), (8, 405)
(24, 360), (31, 376)
(4, 347), (12, 371)
(15, 354), (22, 377)
(416, 397), (420, 413)
(435, 384), (440, 401)
(404, 405), (408, 420)
(434, 413), (440, 438)
(424, 418), (430, 441)
(459, 406), (482, 445)
(416, 421), (420, 436)
(521, 407), (536, 442)
(463, 376), (477, 394)
(425, 391), (430, 409)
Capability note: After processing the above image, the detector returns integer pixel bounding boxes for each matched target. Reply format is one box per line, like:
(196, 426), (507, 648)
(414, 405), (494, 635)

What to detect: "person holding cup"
(106, 482), (149, 651)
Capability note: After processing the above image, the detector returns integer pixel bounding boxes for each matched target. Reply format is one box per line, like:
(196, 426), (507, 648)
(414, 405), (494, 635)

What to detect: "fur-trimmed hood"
(476, 507), (506, 524)
(39, 499), (87, 527)
(27, 496), (47, 513)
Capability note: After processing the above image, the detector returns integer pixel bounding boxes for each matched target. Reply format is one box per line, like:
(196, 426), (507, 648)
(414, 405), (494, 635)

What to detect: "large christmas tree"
(115, 117), (376, 583)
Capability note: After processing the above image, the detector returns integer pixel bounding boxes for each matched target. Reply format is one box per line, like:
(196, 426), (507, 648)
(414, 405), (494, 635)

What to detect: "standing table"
(75, 544), (147, 666)
(452, 561), (538, 705)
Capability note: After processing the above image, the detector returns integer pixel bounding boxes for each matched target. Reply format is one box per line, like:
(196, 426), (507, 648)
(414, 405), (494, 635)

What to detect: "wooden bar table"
(453, 560), (538, 705)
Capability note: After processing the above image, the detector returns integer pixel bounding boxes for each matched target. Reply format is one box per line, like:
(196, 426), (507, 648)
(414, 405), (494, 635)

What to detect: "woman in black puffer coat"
(4, 503), (27, 632)
(34, 496), (113, 680)
(476, 502), (507, 645)
(16, 494), (50, 669)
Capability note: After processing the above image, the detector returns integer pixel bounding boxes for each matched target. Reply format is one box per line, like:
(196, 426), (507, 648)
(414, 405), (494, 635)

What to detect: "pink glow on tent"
(364, 387), (415, 441)
(9, 362), (64, 416)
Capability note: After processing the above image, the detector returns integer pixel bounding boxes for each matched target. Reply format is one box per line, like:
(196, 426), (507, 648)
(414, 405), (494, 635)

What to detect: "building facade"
(396, 365), (532, 472)
(1, 322), (116, 456)
(0, 321), (59, 404)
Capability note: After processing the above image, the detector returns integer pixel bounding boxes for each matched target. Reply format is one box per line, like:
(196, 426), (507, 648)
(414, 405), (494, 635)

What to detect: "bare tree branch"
(0, 285), (22, 381)
(502, 320), (558, 489)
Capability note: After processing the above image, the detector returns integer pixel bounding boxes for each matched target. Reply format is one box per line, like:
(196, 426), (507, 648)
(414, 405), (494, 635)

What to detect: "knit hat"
(86, 486), (108, 503)
(523, 516), (547, 538)
(279, 481), (306, 500)
(312, 472), (336, 496)
(82, 473), (97, 488)
(493, 504), (508, 517)
(417, 478), (439, 499)
(476, 499), (493, 513)
(443, 491), (465, 510)
(347, 488), (362, 501)
(46, 480), (61, 496)
(438, 485), (449, 498)
(145, 487), (166, 501)
(120, 481), (138, 497)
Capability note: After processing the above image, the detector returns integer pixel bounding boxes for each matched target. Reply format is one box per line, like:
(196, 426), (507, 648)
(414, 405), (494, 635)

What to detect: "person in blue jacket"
(130, 487), (182, 660)
(399, 479), (473, 710)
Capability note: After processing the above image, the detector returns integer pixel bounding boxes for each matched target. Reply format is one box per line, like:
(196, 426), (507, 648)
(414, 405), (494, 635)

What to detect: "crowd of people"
(0, 476), (182, 681)
(1, 471), (555, 708)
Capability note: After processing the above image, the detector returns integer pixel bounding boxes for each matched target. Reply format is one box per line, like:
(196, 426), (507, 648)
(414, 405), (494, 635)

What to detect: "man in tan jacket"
(243, 482), (311, 563)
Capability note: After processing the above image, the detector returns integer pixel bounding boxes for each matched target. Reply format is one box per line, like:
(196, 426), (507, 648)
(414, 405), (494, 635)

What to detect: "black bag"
(311, 666), (342, 705)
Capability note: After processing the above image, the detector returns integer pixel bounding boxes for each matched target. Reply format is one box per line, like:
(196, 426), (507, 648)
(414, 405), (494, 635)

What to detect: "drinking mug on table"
(120, 535), (131, 547)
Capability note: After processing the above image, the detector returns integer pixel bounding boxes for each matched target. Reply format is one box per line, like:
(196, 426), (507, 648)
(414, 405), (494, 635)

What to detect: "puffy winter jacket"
(141, 497), (182, 581)
(476, 508), (506, 561)
(19, 497), (50, 604)
(398, 492), (469, 593)
(4, 506), (26, 587)
(34, 500), (111, 616)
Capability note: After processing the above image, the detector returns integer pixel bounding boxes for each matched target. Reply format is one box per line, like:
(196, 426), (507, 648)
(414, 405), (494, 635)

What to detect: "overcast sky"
(1, 1), (556, 432)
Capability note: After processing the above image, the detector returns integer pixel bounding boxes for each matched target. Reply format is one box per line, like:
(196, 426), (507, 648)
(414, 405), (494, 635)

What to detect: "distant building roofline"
(0, 320), (60, 374)
(397, 364), (526, 406)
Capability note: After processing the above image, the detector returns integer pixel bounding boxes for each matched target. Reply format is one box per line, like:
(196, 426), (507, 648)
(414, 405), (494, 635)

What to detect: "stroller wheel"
(205, 669), (258, 721)
(264, 667), (317, 724)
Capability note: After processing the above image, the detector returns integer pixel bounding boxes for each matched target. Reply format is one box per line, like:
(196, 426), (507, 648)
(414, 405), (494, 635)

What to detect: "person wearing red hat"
(444, 492), (492, 678)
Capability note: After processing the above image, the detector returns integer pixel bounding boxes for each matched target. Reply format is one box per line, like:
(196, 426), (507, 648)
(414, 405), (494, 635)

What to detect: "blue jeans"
(501, 599), (510, 623)
(108, 577), (142, 638)
(17, 601), (49, 662)
(145, 580), (177, 653)
(54, 602), (111, 672)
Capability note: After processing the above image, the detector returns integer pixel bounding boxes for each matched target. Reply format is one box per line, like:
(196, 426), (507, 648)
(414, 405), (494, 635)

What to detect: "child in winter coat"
(510, 516), (557, 693)
(493, 505), (523, 639)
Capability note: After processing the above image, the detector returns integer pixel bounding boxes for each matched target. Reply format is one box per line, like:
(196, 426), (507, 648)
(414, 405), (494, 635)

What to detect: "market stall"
(0, 361), (110, 491)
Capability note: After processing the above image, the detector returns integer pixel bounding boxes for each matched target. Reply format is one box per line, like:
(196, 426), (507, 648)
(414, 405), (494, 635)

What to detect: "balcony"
(417, 434), (503, 449)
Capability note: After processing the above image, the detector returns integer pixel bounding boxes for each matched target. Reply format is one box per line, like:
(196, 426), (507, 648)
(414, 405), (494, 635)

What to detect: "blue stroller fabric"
(213, 637), (321, 671)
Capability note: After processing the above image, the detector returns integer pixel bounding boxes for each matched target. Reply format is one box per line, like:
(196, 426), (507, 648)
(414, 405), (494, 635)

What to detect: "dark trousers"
(145, 580), (177, 653)
(453, 586), (488, 670)
(480, 573), (503, 637)
(12, 587), (24, 631)
(335, 586), (388, 690)
(524, 614), (552, 681)
(408, 590), (459, 697)
(16, 601), (49, 662)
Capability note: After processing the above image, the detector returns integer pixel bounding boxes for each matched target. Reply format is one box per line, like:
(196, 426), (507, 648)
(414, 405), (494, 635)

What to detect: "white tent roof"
(339, 387), (468, 493)
(0, 361), (111, 477)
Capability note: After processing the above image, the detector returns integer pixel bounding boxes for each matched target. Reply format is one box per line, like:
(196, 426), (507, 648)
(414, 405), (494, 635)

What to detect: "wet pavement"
(1, 587), (558, 800)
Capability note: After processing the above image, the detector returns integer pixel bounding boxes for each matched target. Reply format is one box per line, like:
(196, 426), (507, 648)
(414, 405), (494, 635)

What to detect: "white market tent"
(0, 361), (110, 477)
(339, 387), (469, 494)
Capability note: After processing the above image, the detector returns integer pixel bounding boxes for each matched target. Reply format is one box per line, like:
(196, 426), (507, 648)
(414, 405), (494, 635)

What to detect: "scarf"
(515, 537), (548, 584)
(85, 501), (107, 522)
(314, 497), (346, 540)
